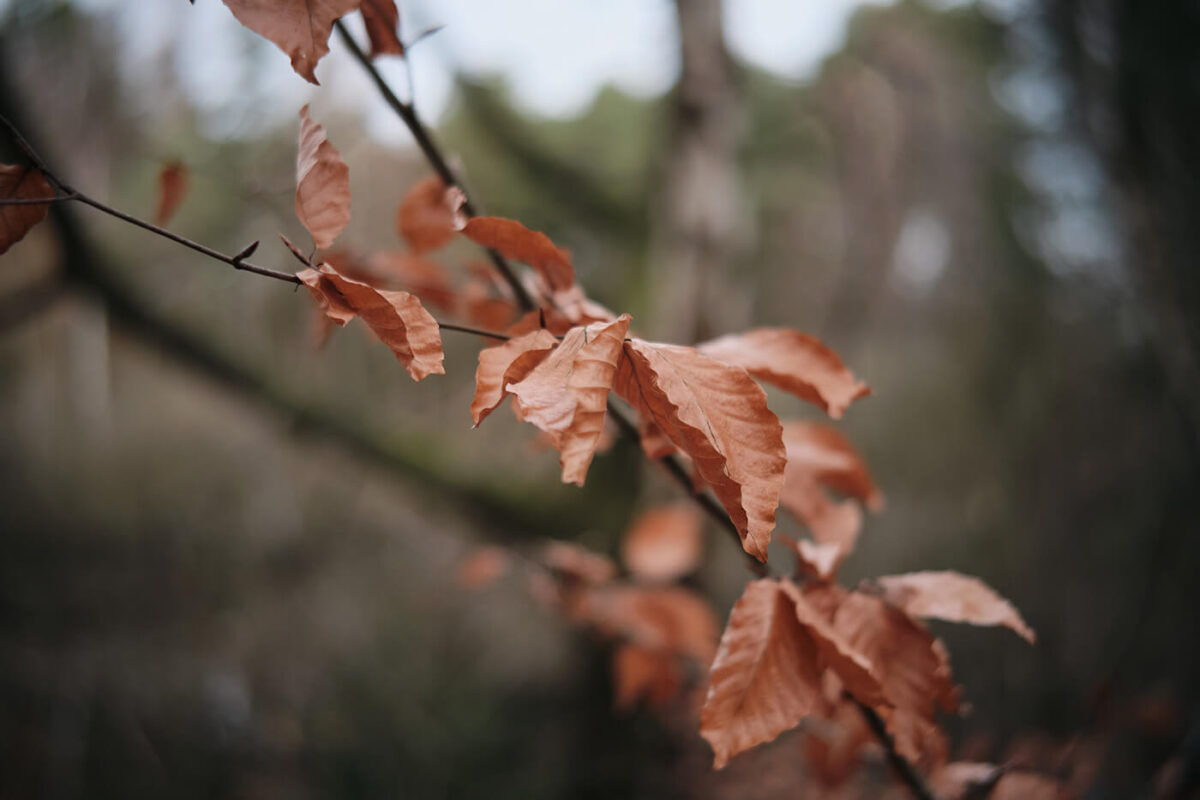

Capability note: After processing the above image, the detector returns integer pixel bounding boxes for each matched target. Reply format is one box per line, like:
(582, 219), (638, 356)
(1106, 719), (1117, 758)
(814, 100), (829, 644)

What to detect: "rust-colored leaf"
(368, 251), (457, 310)
(154, 161), (189, 226)
(456, 545), (511, 590)
(360, 0), (403, 57)
(221, 0), (360, 84)
(779, 421), (882, 568)
(297, 262), (444, 380)
(0, 164), (53, 255)
(700, 579), (824, 769)
(397, 175), (455, 253)
(875, 571), (1036, 644)
(614, 339), (786, 562)
(538, 540), (616, 586)
(612, 644), (683, 712)
(508, 315), (631, 486)
(295, 105), (351, 250)
(698, 328), (870, 418)
(830, 590), (959, 767)
(576, 584), (718, 664)
(802, 699), (873, 789)
(991, 773), (1074, 800)
(471, 329), (559, 426)
(619, 503), (704, 583)
(550, 284), (617, 326)
(451, 198), (575, 290)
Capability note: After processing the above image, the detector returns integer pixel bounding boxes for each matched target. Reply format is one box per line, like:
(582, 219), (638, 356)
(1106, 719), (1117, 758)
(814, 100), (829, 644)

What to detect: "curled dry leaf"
(471, 329), (559, 426)
(297, 263), (445, 380)
(830, 590), (959, 767)
(221, 0), (361, 84)
(612, 644), (683, 712)
(449, 192), (575, 290)
(620, 503), (704, 583)
(456, 545), (511, 590)
(296, 105), (351, 250)
(0, 164), (54, 255)
(700, 579), (825, 769)
(508, 315), (632, 486)
(698, 328), (870, 418)
(368, 251), (457, 310)
(397, 175), (456, 253)
(614, 339), (786, 562)
(360, 0), (403, 57)
(154, 161), (189, 226)
(875, 571), (1036, 644)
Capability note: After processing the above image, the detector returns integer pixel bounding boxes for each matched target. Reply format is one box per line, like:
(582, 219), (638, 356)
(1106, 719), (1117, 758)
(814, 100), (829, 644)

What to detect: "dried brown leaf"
(620, 503), (704, 583)
(221, 0), (360, 84)
(508, 315), (631, 485)
(456, 545), (511, 590)
(700, 579), (824, 769)
(539, 540), (616, 585)
(614, 339), (786, 562)
(295, 105), (351, 250)
(0, 165), (53, 255)
(368, 251), (457, 310)
(471, 329), (559, 426)
(698, 328), (870, 418)
(154, 161), (188, 226)
(875, 571), (1036, 644)
(297, 262), (444, 380)
(577, 584), (718, 664)
(397, 175), (455, 253)
(452, 205), (575, 291)
(612, 644), (683, 712)
(360, 0), (403, 56)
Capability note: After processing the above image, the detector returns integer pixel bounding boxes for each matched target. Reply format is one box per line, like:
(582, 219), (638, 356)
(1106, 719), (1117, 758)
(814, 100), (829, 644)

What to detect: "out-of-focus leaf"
(221, 0), (361, 84)
(295, 105), (351, 250)
(397, 175), (455, 253)
(0, 164), (53, 255)
(360, 0), (403, 56)
(154, 161), (188, 226)
(875, 571), (1036, 644)
(698, 328), (869, 418)
(619, 503), (704, 583)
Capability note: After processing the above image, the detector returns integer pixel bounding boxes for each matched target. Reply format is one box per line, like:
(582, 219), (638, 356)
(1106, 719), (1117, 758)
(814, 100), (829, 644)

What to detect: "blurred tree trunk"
(648, 0), (753, 343)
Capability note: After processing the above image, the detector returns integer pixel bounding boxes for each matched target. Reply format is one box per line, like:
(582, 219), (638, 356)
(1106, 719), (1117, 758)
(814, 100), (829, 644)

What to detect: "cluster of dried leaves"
(0, 2), (1068, 795)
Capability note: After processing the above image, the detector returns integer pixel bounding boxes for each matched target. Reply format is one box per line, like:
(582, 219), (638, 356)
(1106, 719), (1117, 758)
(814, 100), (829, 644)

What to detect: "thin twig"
(0, 193), (77, 205)
(853, 699), (940, 800)
(333, 20), (535, 312)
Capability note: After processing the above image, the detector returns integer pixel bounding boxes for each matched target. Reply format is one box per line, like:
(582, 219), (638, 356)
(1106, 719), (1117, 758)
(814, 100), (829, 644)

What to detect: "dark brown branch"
(333, 20), (535, 313)
(853, 699), (940, 800)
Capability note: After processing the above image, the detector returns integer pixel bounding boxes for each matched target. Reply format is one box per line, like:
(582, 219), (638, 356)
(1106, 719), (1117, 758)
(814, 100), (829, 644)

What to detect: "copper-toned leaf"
(471, 329), (559, 426)
(779, 580), (886, 707)
(360, 0), (403, 56)
(459, 278), (520, 332)
(875, 571), (1036, 644)
(619, 503), (703, 583)
(930, 762), (1002, 799)
(221, 0), (360, 84)
(508, 315), (631, 486)
(368, 251), (457, 310)
(779, 421), (882, 569)
(452, 204), (575, 291)
(781, 535), (845, 581)
(612, 644), (683, 712)
(297, 263), (444, 380)
(700, 579), (824, 769)
(830, 590), (959, 766)
(576, 584), (718, 664)
(550, 284), (617, 326)
(506, 307), (576, 337)
(154, 161), (189, 226)
(991, 773), (1074, 800)
(295, 105), (351, 250)
(456, 545), (511, 590)
(0, 164), (53, 255)
(802, 699), (873, 789)
(614, 339), (786, 562)
(539, 540), (616, 585)
(397, 175), (455, 253)
(698, 328), (870, 418)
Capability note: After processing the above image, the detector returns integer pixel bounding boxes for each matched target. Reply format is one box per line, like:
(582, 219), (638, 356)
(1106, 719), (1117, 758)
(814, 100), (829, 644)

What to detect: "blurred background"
(2, 0), (1199, 797)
